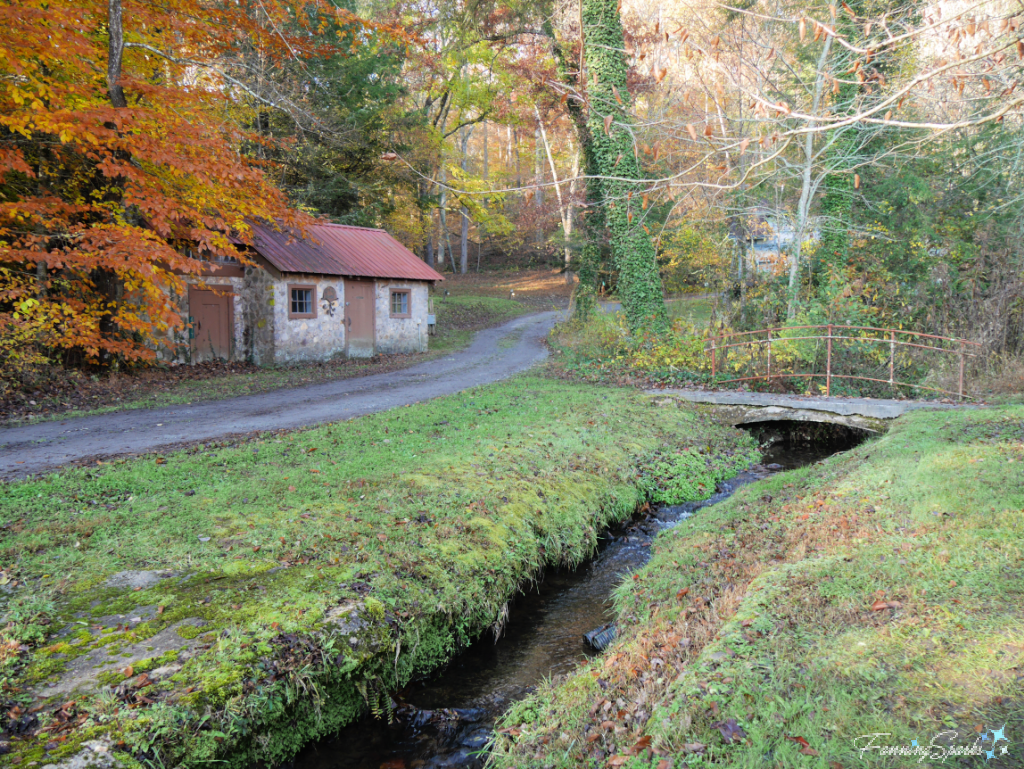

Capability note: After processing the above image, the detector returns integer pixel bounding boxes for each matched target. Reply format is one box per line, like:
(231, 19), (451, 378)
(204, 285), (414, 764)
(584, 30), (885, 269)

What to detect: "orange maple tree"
(0, 0), (400, 378)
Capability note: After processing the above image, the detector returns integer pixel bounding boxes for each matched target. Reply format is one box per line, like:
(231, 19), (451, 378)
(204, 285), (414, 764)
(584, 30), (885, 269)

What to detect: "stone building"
(168, 222), (443, 365)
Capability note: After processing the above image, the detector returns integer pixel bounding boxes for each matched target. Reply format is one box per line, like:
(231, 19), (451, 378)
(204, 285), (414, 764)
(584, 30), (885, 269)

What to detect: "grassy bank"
(0, 378), (757, 768)
(493, 403), (1024, 767)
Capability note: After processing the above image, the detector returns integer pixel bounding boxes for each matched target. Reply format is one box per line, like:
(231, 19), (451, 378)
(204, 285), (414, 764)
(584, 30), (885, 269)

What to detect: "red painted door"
(189, 288), (232, 362)
(344, 279), (375, 357)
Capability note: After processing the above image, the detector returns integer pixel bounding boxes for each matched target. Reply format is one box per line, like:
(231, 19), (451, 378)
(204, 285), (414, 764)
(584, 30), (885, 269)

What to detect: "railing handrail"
(705, 323), (984, 347)
(704, 323), (982, 400)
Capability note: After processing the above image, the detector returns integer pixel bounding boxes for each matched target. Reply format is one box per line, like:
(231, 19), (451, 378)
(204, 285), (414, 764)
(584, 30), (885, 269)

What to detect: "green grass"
(666, 295), (716, 328)
(0, 377), (756, 769)
(427, 294), (533, 354)
(493, 404), (1024, 768)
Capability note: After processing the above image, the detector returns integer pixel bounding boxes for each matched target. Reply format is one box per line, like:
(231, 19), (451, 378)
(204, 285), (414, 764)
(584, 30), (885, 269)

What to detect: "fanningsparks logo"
(854, 725), (1012, 762)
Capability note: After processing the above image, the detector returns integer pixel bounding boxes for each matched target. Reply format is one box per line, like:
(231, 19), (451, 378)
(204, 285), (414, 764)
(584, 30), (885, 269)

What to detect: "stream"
(295, 428), (864, 769)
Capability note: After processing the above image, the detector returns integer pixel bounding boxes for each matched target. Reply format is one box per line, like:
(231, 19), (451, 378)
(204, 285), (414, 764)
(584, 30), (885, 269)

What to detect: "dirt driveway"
(0, 311), (561, 480)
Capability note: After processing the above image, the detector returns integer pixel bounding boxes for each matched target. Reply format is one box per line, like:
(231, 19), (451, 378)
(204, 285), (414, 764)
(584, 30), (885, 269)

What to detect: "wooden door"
(344, 279), (375, 357)
(189, 287), (232, 362)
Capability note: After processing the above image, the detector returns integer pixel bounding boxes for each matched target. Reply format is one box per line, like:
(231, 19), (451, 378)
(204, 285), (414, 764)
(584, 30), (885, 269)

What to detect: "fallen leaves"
(628, 735), (652, 754)
(785, 735), (819, 754)
(871, 599), (902, 611)
(711, 718), (746, 743)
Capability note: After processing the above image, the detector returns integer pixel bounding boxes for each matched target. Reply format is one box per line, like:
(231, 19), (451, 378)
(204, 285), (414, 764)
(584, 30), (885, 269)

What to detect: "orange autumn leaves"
(0, 1), (397, 368)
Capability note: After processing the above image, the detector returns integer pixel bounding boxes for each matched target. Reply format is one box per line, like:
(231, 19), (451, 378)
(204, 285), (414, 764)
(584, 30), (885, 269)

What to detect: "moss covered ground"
(492, 403), (1024, 768)
(0, 377), (757, 768)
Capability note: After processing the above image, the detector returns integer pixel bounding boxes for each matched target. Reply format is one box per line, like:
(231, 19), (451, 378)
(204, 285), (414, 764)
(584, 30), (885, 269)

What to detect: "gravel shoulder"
(0, 310), (561, 480)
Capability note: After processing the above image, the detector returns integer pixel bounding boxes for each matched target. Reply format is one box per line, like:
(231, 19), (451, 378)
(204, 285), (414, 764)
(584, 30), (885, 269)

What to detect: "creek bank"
(0, 378), (759, 769)
(294, 428), (858, 769)
(491, 404), (1024, 768)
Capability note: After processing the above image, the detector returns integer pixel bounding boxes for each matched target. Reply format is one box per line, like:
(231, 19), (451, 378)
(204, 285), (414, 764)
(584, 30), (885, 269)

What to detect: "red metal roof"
(249, 222), (444, 282)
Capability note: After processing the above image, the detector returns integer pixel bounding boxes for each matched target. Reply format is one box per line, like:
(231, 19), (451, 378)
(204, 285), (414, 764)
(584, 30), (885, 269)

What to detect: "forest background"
(2, 0), (1024, 390)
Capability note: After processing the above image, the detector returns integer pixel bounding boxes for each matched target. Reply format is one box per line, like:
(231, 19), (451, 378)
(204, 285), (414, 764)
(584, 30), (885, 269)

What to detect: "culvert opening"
(740, 419), (872, 469)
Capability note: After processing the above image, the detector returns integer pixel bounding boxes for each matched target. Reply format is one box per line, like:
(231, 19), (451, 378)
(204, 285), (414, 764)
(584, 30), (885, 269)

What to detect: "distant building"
(729, 208), (818, 274)
(161, 222), (443, 365)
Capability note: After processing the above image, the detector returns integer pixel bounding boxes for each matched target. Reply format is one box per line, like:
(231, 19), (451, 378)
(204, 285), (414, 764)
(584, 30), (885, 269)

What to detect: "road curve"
(0, 310), (562, 480)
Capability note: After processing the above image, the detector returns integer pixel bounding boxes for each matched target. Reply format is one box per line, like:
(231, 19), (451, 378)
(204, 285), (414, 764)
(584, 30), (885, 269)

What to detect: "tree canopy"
(3, 0), (1024, 383)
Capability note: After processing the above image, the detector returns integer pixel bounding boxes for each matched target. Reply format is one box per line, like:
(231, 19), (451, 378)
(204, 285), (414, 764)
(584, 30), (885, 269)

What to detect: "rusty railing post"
(766, 328), (772, 384)
(958, 338), (965, 401)
(889, 330), (896, 390)
(826, 324), (833, 396)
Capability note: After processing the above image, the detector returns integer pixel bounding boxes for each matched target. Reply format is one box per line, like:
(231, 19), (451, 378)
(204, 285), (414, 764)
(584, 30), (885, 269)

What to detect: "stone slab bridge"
(645, 389), (971, 433)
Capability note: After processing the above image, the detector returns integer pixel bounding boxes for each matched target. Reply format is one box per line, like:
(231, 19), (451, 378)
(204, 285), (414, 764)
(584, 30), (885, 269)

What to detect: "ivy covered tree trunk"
(581, 0), (667, 333)
(573, 171), (604, 320)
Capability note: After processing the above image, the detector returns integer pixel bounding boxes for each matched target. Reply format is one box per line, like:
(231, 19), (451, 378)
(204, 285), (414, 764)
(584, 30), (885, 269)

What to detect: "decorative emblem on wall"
(321, 286), (339, 317)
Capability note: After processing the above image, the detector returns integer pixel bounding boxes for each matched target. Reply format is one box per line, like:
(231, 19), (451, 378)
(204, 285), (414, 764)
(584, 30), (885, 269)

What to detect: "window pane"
(291, 289), (311, 315)
(392, 292), (408, 315)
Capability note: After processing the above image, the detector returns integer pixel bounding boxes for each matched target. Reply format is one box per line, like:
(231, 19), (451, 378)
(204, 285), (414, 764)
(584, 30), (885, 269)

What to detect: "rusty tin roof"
(249, 222), (444, 282)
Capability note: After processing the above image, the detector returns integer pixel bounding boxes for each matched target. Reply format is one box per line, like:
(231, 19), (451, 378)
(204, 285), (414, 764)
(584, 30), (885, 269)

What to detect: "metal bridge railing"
(706, 324), (985, 400)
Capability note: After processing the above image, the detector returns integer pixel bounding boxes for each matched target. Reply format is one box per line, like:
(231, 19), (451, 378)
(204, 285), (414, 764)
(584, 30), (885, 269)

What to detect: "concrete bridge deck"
(646, 389), (972, 432)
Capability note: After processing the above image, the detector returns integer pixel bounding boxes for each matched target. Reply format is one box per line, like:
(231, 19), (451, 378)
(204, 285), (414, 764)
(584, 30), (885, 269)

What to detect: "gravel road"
(0, 310), (561, 480)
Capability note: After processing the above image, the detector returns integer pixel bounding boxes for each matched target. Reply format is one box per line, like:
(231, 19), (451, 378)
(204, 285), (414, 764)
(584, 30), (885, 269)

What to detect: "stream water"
(295, 430), (862, 769)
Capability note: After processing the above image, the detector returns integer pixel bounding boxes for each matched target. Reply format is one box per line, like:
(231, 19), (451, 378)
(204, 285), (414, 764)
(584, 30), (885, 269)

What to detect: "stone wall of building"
(154, 281), (189, 364)
(158, 270), (433, 366)
(271, 274), (347, 364)
(374, 280), (429, 355)
(241, 266), (276, 366)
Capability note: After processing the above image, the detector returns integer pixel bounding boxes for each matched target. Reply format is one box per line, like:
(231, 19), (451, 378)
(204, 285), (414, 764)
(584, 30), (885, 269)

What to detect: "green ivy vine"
(581, 0), (668, 333)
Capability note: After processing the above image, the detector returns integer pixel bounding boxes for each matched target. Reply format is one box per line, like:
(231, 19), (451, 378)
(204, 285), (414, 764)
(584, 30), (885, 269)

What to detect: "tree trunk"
(459, 126), (472, 275)
(543, 18), (601, 319)
(787, 30), (834, 319)
(107, 0), (128, 109)
(581, 0), (667, 333)
(565, 154), (579, 285)
(534, 122), (544, 247)
(100, 0), (128, 366)
(482, 120), (489, 181)
(426, 227), (434, 268)
(438, 166), (448, 270)
(514, 128), (521, 190)
(535, 107), (577, 284)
